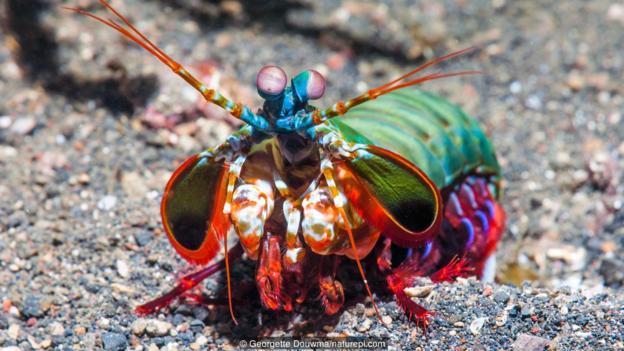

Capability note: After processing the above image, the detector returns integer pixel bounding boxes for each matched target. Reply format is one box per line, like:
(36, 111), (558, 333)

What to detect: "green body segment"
(329, 88), (501, 193)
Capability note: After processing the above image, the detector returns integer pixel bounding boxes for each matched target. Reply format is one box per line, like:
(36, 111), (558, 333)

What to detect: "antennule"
(66, 1), (269, 129)
(304, 47), (480, 129)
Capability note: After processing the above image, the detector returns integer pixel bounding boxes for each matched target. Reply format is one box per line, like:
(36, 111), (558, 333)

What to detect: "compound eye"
(305, 70), (326, 100)
(256, 65), (287, 96)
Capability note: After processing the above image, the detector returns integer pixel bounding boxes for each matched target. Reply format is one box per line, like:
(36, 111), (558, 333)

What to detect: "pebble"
(566, 71), (585, 90)
(74, 326), (87, 336)
(132, 318), (149, 336)
(512, 334), (550, 351)
(40, 339), (52, 349)
(121, 171), (149, 199)
(521, 305), (533, 318)
(161, 343), (179, 351)
(599, 258), (624, 286)
(102, 332), (128, 351)
(97, 318), (111, 329)
(21, 295), (43, 318)
(0, 347), (21, 351)
(364, 308), (376, 317)
(493, 290), (510, 304)
(116, 260), (130, 278)
(0, 145), (17, 158)
(134, 231), (153, 247)
(8, 324), (20, 340)
(78, 173), (91, 184)
(470, 317), (487, 335)
(382, 316), (392, 325)
(9, 116), (36, 135)
(534, 293), (549, 302)
(607, 3), (624, 25)
(0, 115), (11, 128)
(526, 95), (543, 110)
(97, 195), (118, 211)
(189, 319), (204, 332)
(192, 307), (210, 321)
(404, 285), (434, 298)
(49, 321), (65, 336)
(357, 318), (372, 332)
(111, 283), (134, 294)
(28, 335), (42, 349)
(8, 211), (28, 229)
(495, 311), (508, 327)
(560, 305), (569, 315)
(546, 246), (587, 270)
(196, 335), (208, 346)
(145, 319), (173, 337)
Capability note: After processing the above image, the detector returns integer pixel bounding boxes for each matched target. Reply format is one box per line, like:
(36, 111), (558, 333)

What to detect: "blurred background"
(0, 0), (622, 349)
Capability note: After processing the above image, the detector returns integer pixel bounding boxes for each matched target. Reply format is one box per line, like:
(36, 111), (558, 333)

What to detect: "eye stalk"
(292, 69), (326, 103)
(257, 65), (287, 99)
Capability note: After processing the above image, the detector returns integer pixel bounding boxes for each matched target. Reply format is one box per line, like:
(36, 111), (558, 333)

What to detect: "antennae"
(371, 70), (481, 96)
(65, 1), (269, 129)
(370, 46), (476, 95)
(303, 47), (480, 129)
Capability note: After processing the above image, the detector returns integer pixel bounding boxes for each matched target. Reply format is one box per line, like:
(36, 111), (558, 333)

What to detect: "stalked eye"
(292, 69), (326, 102)
(256, 65), (287, 97)
(305, 70), (326, 100)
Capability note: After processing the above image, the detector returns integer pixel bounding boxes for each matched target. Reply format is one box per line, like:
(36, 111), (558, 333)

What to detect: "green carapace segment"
(331, 88), (501, 191)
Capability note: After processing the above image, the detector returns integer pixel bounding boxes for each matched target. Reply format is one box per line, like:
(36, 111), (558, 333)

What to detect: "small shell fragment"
(404, 285), (435, 298)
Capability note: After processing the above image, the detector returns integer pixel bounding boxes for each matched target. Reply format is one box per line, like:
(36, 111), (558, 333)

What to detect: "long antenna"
(304, 47), (480, 129)
(65, 1), (266, 127)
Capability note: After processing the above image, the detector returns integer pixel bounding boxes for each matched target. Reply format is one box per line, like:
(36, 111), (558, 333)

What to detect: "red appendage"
(135, 244), (243, 315)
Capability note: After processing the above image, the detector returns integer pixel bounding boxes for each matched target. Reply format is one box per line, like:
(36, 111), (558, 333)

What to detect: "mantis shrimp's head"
(256, 66), (326, 120)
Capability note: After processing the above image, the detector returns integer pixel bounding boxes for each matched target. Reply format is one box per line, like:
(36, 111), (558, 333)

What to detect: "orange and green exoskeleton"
(68, 1), (505, 329)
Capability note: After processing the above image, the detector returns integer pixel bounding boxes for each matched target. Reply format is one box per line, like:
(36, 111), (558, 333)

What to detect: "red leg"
(135, 244), (243, 315)
(256, 234), (288, 311)
(318, 256), (344, 315)
(429, 255), (473, 283)
(386, 262), (434, 333)
(381, 247), (433, 331)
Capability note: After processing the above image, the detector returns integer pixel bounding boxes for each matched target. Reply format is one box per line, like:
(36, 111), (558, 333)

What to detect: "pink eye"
(306, 70), (326, 100)
(256, 65), (287, 96)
